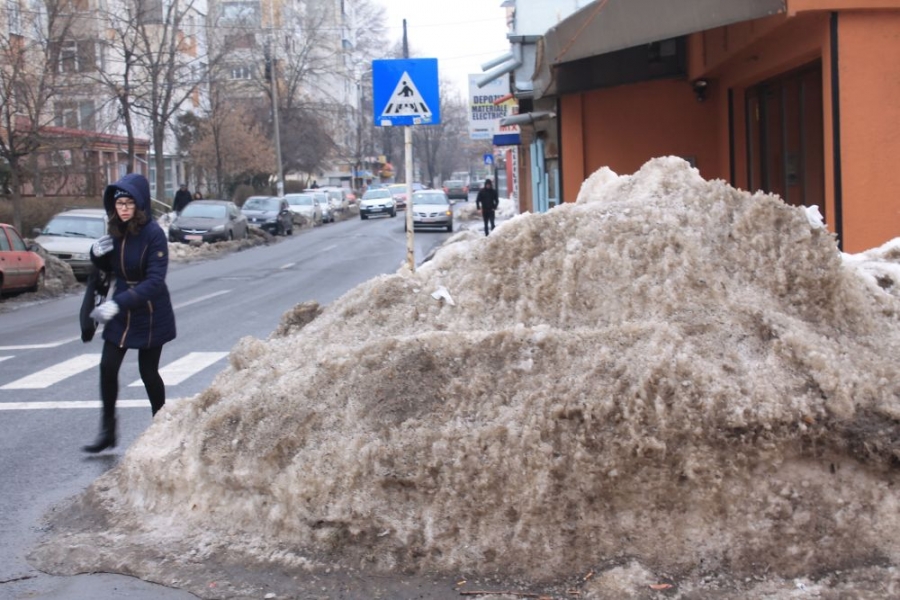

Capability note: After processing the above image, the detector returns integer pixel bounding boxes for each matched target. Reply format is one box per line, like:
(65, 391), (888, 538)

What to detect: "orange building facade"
(555, 2), (900, 252)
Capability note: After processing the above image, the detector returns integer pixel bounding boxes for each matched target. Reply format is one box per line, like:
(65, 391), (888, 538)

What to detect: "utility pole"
(403, 19), (415, 272)
(268, 0), (285, 197)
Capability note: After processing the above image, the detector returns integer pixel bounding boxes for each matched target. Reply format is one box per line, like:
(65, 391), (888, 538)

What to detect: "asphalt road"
(0, 208), (460, 600)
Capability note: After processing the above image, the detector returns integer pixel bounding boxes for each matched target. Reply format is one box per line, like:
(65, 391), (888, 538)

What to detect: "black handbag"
(80, 266), (111, 342)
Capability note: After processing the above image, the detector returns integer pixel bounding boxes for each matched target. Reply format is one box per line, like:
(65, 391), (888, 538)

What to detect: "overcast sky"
(379, 0), (510, 100)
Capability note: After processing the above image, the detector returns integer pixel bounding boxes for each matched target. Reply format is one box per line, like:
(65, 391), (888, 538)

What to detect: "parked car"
(310, 191), (333, 222)
(442, 179), (469, 200)
(33, 208), (107, 279)
(359, 188), (396, 219)
(284, 193), (323, 226)
(0, 223), (45, 295)
(168, 200), (249, 243)
(319, 187), (351, 212)
(241, 196), (294, 236)
(406, 190), (454, 232)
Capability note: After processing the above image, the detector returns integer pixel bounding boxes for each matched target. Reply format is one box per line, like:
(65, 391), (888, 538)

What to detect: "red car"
(0, 223), (45, 296)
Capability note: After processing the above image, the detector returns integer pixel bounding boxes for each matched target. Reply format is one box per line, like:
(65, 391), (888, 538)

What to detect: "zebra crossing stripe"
(0, 336), (81, 351)
(128, 352), (228, 387)
(0, 354), (101, 390)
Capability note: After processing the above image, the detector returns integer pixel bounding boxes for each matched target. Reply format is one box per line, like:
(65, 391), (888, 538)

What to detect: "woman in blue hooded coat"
(83, 173), (176, 453)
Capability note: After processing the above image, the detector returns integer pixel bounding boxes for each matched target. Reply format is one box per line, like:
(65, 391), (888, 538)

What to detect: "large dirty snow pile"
(33, 158), (900, 596)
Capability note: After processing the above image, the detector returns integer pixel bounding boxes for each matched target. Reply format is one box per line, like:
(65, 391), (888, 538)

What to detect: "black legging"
(100, 340), (165, 420)
(482, 211), (496, 236)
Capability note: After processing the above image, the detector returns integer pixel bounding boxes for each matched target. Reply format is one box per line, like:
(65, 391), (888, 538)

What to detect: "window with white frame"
(54, 40), (96, 73)
(230, 66), (252, 80)
(54, 100), (96, 129)
(58, 41), (77, 73)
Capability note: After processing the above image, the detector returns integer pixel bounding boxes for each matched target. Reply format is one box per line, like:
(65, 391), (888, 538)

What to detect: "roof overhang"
(534, 0), (786, 98)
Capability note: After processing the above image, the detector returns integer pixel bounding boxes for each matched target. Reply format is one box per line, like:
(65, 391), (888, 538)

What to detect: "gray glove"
(91, 235), (113, 257)
(89, 301), (119, 324)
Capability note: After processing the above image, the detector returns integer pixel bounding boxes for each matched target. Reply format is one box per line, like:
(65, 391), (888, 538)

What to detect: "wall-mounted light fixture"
(692, 79), (709, 102)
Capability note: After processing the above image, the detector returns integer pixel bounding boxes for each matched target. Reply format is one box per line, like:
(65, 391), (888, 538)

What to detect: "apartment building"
(208, 0), (361, 189)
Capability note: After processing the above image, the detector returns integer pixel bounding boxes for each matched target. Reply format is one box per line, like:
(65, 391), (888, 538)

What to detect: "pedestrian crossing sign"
(373, 58), (441, 127)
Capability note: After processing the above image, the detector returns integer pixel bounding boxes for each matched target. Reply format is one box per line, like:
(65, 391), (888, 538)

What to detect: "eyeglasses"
(115, 200), (136, 208)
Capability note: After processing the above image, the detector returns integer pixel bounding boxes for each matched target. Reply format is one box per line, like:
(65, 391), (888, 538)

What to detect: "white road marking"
(0, 354), (100, 390)
(279, 262), (296, 269)
(0, 336), (81, 351)
(0, 356), (12, 363)
(0, 292), (229, 352)
(0, 399), (188, 410)
(128, 351), (228, 387)
(173, 290), (231, 310)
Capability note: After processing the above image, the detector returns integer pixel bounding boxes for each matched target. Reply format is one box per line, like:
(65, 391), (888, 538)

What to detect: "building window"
(58, 41), (77, 73)
(136, 0), (163, 25)
(7, 0), (21, 35)
(230, 66), (252, 80)
(224, 32), (255, 49)
(220, 1), (260, 26)
(53, 40), (96, 73)
(49, 149), (73, 166)
(54, 100), (96, 130)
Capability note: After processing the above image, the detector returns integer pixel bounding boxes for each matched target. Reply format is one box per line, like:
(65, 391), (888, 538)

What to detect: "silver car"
(33, 208), (107, 279)
(284, 193), (323, 226)
(319, 187), (351, 212)
(407, 190), (453, 232)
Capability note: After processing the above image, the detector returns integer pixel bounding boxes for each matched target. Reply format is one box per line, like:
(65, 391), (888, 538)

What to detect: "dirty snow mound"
(33, 158), (900, 593)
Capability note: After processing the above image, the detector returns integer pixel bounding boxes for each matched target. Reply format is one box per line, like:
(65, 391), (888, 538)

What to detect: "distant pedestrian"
(173, 182), (192, 214)
(193, 189), (203, 200)
(82, 173), (177, 453)
(475, 178), (499, 236)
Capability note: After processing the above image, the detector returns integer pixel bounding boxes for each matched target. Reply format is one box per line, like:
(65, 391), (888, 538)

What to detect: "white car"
(33, 208), (107, 279)
(284, 193), (323, 226)
(319, 187), (351, 213)
(359, 188), (396, 220)
(309, 190), (333, 223)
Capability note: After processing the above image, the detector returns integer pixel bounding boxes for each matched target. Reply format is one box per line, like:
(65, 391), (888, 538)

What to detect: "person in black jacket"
(172, 182), (192, 214)
(475, 178), (499, 236)
(82, 173), (177, 453)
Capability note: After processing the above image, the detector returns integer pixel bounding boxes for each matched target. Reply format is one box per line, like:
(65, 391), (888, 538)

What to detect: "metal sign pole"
(404, 125), (414, 272)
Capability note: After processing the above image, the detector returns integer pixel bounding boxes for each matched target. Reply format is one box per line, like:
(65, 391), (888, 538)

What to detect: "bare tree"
(345, 0), (386, 187)
(185, 94), (274, 198)
(0, 0), (76, 230)
(99, 0), (210, 201)
(90, 17), (144, 173)
(413, 78), (471, 187)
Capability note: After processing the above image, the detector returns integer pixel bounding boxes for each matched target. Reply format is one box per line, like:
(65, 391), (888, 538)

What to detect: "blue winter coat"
(90, 173), (177, 349)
